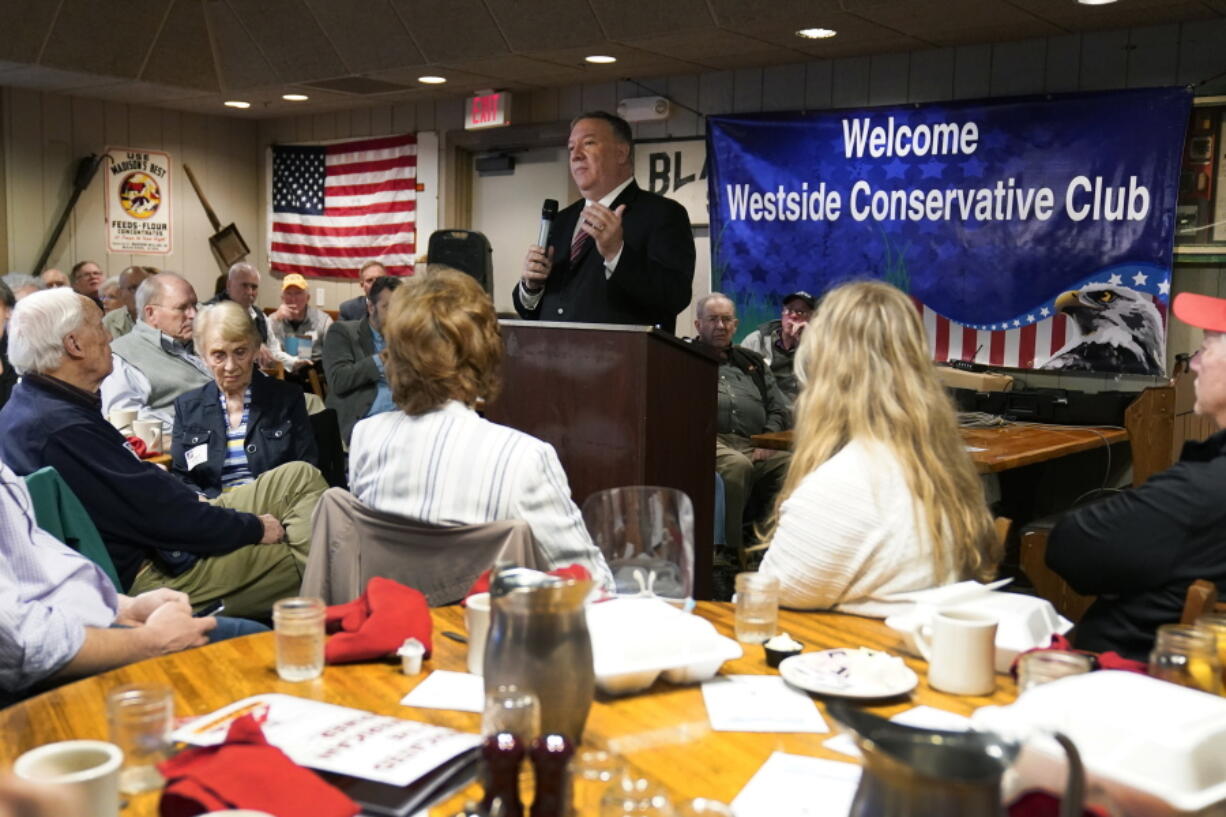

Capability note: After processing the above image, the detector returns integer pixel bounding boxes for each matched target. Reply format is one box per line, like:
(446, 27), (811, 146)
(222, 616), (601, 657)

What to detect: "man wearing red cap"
(1048, 291), (1226, 660)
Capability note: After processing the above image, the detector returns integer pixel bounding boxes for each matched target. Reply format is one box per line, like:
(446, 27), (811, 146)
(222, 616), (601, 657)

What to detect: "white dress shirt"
(518, 176), (633, 310)
(0, 460), (118, 692)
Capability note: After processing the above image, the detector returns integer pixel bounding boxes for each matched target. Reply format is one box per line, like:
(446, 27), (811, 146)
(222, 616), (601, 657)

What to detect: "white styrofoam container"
(885, 589), (1073, 673)
(972, 671), (1226, 817)
(587, 597), (743, 695)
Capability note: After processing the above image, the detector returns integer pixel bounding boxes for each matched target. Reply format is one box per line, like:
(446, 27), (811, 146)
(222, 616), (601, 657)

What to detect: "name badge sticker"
(185, 443), (209, 471)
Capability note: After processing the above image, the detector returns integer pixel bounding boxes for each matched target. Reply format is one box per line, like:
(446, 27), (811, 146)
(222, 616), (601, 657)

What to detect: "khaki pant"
(129, 461), (327, 618)
(715, 434), (790, 552)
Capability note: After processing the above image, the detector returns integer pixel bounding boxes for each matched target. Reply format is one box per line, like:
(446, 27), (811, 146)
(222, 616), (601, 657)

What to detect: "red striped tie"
(570, 224), (591, 267)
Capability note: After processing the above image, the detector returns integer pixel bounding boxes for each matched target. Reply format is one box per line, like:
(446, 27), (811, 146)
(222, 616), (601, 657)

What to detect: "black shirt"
(1048, 429), (1226, 659)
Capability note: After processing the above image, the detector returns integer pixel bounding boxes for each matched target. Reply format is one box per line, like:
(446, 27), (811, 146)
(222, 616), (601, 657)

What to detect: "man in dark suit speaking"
(513, 111), (695, 334)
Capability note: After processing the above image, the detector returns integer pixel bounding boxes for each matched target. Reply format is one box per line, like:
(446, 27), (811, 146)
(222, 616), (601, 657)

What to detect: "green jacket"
(23, 466), (122, 590)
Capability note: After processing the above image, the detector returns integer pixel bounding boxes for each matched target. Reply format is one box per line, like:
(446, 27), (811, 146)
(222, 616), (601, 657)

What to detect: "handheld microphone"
(537, 199), (558, 248)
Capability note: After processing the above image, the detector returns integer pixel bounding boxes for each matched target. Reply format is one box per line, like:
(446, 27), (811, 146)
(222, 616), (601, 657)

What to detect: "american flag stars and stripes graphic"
(269, 133), (417, 279)
(915, 267), (1169, 370)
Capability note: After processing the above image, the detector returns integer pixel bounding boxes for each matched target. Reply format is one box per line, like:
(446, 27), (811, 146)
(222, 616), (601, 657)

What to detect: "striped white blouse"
(348, 400), (612, 585)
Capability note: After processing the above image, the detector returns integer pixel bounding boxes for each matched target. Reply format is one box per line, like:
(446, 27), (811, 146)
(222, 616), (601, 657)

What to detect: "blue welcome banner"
(707, 87), (1191, 374)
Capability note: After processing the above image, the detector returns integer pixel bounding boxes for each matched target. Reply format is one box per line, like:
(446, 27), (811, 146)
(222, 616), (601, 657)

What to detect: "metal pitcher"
(484, 567), (595, 743)
(827, 700), (1085, 817)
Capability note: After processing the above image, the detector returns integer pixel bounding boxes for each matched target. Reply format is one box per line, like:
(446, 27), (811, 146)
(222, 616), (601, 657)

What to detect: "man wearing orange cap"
(1049, 291), (1226, 660)
(268, 273), (333, 373)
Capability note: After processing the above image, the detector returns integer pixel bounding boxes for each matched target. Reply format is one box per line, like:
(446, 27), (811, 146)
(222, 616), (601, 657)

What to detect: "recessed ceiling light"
(417, 75), (447, 85)
(1077, 0), (1118, 4)
(796, 27), (838, 39)
(282, 93), (309, 101)
(223, 100), (251, 109)
(585, 55), (617, 64)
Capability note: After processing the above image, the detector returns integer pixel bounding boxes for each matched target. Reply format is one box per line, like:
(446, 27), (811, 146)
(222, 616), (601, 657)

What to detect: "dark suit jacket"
(338, 295), (367, 322)
(171, 371), (318, 498)
(207, 292), (270, 343)
(323, 318), (380, 444)
(511, 180), (694, 334)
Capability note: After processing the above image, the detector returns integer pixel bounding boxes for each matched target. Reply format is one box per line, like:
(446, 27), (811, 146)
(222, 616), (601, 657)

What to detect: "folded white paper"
(732, 751), (860, 817)
(172, 693), (480, 787)
(701, 675), (828, 733)
(400, 670), (485, 713)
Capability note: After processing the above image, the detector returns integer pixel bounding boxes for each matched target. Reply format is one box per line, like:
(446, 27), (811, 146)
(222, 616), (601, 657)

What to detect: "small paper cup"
(764, 643), (803, 669)
(397, 638), (425, 675)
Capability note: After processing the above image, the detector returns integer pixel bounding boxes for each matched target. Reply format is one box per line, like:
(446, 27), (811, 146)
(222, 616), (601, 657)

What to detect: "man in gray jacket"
(323, 275), (401, 445)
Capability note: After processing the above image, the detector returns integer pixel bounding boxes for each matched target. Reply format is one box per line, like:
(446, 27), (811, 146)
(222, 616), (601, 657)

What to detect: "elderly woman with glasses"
(170, 300), (317, 498)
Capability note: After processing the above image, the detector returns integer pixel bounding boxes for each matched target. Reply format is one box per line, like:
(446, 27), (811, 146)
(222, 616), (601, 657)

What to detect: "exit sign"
(465, 92), (511, 130)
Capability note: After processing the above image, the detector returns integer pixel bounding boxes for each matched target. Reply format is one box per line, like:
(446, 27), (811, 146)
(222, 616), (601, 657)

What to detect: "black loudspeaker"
(427, 230), (493, 296)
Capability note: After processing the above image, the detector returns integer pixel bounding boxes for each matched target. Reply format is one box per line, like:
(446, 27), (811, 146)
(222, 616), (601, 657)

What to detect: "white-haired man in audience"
(0, 289), (327, 618)
(3, 273), (41, 300)
(102, 265), (153, 339)
(101, 273), (211, 433)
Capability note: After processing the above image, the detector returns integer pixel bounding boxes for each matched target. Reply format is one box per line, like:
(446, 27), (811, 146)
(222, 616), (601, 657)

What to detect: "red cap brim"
(1173, 292), (1226, 332)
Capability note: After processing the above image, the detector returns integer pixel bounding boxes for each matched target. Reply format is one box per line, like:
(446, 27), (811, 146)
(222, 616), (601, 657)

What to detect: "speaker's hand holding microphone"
(522, 199), (558, 294)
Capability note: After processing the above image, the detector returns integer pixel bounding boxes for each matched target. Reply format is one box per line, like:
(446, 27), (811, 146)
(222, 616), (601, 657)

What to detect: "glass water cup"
(273, 597), (326, 682)
(1195, 612), (1226, 695)
(1017, 650), (1093, 693)
(599, 772), (673, 817)
(106, 683), (173, 794)
(1148, 624), (1223, 695)
(481, 684), (541, 740)
(734, 572), (779, 644)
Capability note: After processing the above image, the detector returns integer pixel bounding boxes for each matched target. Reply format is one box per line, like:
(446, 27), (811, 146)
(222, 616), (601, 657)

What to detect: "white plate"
(779, 648), (918, 699)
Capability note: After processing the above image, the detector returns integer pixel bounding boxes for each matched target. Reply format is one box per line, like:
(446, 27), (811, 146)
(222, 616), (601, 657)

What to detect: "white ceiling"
(0, 0), (1221, 118)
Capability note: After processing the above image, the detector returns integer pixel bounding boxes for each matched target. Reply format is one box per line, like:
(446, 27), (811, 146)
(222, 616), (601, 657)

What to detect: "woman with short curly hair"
(347, 267), (611, 584)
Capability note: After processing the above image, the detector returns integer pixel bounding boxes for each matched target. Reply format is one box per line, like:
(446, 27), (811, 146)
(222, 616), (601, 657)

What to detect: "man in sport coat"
(512, 111), (695, 335)
(322, 275), (402, 445)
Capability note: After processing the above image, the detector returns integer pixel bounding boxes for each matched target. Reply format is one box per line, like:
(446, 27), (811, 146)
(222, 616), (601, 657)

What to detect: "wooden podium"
(486, 321), (719, 599)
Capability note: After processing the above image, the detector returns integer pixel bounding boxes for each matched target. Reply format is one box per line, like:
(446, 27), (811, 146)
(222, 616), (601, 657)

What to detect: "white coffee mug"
(131, 419), (162, 452)
(107, 409), (138, 435)
(465, 592), (491, 676)
(914, 609), (998, 696)
(14, 740), (122, 817)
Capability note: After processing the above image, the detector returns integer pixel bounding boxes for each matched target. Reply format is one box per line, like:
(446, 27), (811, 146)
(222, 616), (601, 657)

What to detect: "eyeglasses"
(782, 307), (812, 318)
(151, 302), (198, 315)
(701, 315), (736, 325)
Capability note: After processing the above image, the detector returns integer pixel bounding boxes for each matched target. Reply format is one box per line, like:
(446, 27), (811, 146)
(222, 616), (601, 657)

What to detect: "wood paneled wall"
(1, 88), (258, 305)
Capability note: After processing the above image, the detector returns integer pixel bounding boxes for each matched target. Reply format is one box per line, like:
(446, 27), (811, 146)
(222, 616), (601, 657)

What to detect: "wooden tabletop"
(0, 603), (1017, 814)
(753, 423), (1128, 473)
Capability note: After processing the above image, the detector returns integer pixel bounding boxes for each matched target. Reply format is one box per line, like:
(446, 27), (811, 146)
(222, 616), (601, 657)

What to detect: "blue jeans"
(207, 616), (269, 642)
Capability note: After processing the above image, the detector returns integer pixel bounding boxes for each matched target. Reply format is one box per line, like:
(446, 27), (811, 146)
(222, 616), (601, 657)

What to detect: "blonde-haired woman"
(758, 281), (998, 616)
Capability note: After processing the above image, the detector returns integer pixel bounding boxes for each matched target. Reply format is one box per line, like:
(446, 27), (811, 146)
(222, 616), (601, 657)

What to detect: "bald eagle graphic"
(1041, 284), (1164, 375)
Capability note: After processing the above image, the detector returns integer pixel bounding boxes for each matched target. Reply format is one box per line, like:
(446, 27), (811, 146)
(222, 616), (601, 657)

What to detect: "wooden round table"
(0, 603), (1017, 815)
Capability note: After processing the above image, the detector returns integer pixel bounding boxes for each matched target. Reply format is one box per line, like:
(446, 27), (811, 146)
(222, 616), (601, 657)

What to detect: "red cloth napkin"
(463, 564), (591, 603)
(324, 577), (432, 664)
(1009, 634), (1148, 679)
(158, 714), (359, 817)
(1008, 790), (1111, 817)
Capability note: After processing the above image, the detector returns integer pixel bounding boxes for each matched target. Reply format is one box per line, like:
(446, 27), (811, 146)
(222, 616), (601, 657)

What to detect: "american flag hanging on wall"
(269, 133), (416, 279)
